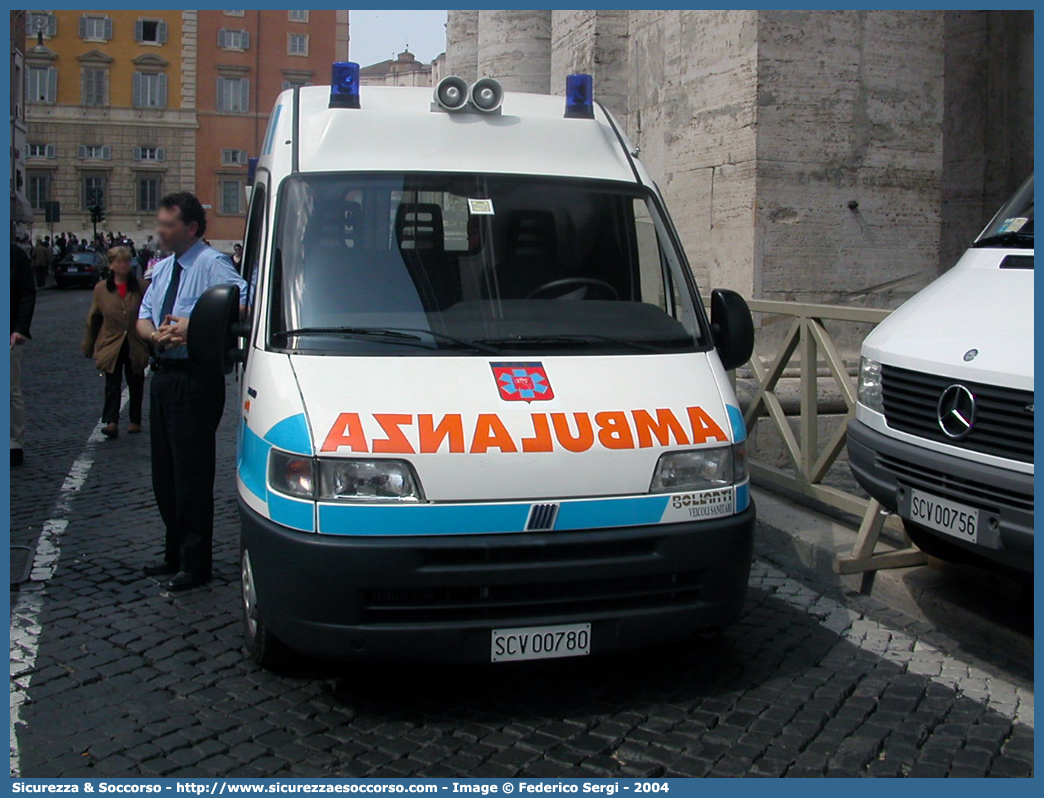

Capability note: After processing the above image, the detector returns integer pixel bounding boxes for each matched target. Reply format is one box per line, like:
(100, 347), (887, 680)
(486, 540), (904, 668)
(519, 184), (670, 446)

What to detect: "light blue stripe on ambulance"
(268, 492), (315, 532)
(726, 404), (746, 442)
(263, 413), (312, 455)
(555, 495), (670, 531)
(239, 420), (270, 502)
(319, 502), (532, 536)
(261, 104), (282, 155)
(735, 481), (750, 512)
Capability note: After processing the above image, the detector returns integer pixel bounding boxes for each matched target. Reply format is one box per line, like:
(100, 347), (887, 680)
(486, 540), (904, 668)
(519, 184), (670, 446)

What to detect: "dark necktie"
(159, 260), (183, 323)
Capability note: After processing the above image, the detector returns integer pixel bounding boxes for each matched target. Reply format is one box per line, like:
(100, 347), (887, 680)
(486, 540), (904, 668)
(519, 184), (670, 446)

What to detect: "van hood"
(289, 352), (741, 502)
(862, 247), (1034, 390)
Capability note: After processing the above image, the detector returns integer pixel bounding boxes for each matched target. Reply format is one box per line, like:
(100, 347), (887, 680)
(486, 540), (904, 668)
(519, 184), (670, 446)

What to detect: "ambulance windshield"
(269, 174), (708, 355)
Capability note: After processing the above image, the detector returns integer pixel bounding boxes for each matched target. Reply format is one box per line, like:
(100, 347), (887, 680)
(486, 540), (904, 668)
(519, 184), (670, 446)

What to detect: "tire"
(240, 545), (293, 670)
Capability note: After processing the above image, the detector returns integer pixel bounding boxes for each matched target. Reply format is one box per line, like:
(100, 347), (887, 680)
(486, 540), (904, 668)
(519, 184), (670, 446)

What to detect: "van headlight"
(650, 444), (745, 493)
(268, 451), (424, 502)
(858, 357), (884, 413)
(319, 458), (424, 503)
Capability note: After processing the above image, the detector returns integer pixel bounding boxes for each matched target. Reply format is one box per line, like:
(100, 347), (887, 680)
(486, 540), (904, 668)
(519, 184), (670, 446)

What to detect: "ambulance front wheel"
(241, 546), (292, 669)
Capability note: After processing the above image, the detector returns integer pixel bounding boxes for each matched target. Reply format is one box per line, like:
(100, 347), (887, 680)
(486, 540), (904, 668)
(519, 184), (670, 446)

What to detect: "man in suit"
(136, 192), (247, 591)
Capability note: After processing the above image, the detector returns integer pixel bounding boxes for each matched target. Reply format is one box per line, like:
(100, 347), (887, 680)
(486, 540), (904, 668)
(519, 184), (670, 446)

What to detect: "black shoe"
(164, 571), (210, 592)
(143, 559), (179, 576)
(11, 449), (24, 467)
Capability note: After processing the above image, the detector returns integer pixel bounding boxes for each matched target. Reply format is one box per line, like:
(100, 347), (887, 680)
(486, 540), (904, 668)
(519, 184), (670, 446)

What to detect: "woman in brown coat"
(82, 247), (149, 438)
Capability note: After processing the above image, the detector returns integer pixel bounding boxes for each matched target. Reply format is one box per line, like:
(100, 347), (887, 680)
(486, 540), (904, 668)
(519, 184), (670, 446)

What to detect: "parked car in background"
(848, 175), (1033, 577)
(53, 251), (108, 290)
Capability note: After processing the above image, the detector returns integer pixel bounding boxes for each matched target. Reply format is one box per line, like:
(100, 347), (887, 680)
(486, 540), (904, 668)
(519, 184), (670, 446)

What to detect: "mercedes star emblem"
(963, 349), (979, 362)
(936, 384), (977, 439)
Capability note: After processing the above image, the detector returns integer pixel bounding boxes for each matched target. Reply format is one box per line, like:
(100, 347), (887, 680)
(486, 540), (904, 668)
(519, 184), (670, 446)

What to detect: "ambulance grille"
(362, 570), (704, 623)
(525, 503), (560, 531)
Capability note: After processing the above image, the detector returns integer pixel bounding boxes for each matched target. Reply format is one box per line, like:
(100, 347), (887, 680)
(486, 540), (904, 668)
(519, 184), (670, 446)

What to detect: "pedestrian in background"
(11, 236), (37, 466)
(82, 247), (149, 439)
(137, 192), (247, 591)
(31, 237), (50, 288)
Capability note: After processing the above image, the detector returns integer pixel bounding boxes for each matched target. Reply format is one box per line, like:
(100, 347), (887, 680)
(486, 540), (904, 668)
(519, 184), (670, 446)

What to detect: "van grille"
(877, 453), (1033, 514)
(363, 571), (703, 623)
(881, 365), (1034, 464)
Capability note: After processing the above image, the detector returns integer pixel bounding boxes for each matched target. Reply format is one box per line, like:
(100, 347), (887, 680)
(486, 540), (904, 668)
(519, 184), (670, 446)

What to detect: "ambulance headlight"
(268, 450), (316, 499)
(650, 446), (742, 493)
(318, 458), (423, 503)
(858, 357), (884, 413)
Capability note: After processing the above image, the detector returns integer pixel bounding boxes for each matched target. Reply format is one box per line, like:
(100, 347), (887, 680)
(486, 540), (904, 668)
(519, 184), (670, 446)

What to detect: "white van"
(189, 67), (757, 667)
(848, 176), (1033, 575)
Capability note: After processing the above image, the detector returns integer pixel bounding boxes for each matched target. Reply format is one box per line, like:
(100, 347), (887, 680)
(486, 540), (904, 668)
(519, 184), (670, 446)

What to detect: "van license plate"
(491, 623), (591, 663)
(903, 489), (979, 544)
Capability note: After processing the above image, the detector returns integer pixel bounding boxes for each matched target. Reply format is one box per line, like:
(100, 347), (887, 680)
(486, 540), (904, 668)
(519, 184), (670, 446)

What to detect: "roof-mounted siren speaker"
(434, 75), (469, 111)
(469, 78), (503, 113)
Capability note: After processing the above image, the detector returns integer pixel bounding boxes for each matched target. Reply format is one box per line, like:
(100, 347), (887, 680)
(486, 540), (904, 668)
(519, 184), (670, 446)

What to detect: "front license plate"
(491, 622), (591, 663)
(902, 488), (980, 544)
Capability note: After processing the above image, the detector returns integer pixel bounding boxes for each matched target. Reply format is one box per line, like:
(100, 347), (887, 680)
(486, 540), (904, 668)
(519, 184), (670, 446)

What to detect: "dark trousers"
(150, 364), (226, 578)
(102, 339), (144, 425)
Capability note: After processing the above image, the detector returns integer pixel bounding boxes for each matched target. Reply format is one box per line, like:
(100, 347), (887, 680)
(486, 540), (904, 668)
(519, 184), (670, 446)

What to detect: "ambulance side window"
(241, 182), (266, 342)
(633, 198), (678, 318)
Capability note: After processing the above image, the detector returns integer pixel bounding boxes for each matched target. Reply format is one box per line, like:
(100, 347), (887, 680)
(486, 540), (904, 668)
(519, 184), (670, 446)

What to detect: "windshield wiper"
(473, 333), (667, 353)
(273, 326), (501, 354)
(974, 230), (1034, 248)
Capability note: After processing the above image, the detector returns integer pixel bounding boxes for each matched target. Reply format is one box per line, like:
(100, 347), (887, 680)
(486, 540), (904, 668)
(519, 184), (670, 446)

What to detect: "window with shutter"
(79, 15), (87, 38)
(47, 67), (57, 103)
(135, 20), (143, 42)
(132, 72), (142, 108)
(45, 144), (56, 158)
(218, 29), (227, 48)
(157, 21), (168, 44)
(133, 146), (142, 160)
(48, 15), (57, 36)
(82, 68), (106, 106)
(242, 30), (250, 49)
(101, 146), (111, 160)
(157, 73), (168, 108)
(104, 18), (113, 39)
(156, 147), (166, 161)
(78, 144), (87, 159)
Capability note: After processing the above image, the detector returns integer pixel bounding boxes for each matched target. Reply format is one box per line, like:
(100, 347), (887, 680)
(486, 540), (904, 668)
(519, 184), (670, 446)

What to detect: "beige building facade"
(23, 9), (197, 241)
(446, 10), (1034, 310)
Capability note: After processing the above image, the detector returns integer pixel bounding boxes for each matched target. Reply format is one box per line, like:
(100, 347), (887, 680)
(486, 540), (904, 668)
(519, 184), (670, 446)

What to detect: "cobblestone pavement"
(10, 288), (1034, 779)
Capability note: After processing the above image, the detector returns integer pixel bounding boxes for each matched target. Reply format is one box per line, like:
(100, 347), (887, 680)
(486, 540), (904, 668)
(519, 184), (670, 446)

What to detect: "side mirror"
(710, 288), (754, 371)
(188, 284), (245, 375)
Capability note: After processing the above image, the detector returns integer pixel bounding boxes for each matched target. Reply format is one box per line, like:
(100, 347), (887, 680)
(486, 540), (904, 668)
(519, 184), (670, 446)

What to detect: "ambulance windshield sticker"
(998, 217), (1029, 233)
(491, 362), (554, 402)
(468, 198), (495, 215)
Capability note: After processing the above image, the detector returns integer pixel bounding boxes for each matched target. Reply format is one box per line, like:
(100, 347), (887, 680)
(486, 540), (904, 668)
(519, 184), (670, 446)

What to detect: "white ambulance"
(848, 175), (1033, 575)
(189, 66), (757, 667)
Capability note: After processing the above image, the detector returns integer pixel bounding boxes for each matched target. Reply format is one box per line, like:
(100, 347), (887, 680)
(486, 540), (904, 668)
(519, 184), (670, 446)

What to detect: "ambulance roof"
(284, 85), (639, 184)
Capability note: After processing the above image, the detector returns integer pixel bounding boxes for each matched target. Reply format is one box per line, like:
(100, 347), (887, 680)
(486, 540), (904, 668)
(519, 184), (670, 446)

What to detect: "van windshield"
(268, 174), (707, 356)
(975, 174), (1034, 249)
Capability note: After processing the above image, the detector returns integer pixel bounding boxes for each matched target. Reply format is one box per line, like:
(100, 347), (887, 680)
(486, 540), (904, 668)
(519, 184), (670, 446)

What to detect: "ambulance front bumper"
(239, 498), (755, 663)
